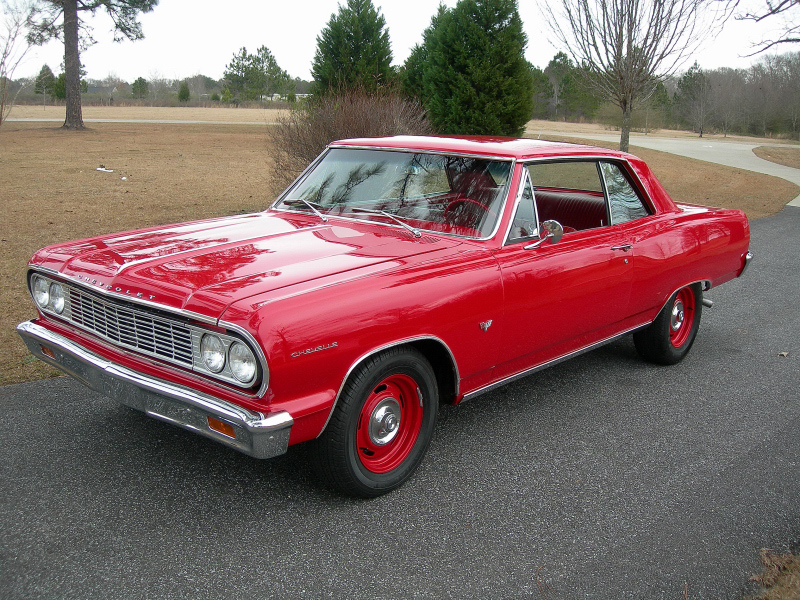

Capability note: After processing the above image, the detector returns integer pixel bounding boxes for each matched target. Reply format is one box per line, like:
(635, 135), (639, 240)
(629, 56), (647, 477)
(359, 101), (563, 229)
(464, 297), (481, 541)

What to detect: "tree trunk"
(62, 0), (84, 130)
(619, 103), (631, 153)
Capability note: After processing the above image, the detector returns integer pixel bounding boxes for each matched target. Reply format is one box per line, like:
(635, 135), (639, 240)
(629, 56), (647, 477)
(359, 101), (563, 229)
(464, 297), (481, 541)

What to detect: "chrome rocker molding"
(460, 324), (648, 403)
(17, 321), (292, 459)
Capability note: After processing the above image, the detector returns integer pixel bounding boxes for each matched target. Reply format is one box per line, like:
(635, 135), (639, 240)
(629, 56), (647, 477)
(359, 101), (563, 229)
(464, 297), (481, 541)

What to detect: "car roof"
(330, 135), (629, 161)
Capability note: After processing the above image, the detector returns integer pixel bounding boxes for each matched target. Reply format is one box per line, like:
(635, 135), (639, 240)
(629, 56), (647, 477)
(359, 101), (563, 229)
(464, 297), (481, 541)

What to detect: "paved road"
(2, 208), (798, 597)
(533, 128), (800, 208)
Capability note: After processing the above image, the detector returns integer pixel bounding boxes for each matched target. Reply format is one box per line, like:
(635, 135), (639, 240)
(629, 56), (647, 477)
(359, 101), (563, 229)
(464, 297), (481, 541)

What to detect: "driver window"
(507, 174), (537, 243)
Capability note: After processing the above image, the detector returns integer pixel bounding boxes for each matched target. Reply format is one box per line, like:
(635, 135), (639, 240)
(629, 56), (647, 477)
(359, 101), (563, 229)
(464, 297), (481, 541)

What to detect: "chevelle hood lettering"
(33, 212), (461, 318)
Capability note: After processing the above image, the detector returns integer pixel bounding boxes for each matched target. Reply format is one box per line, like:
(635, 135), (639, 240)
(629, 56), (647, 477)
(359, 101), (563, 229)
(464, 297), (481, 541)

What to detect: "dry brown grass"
(747, 549), (800, 600)
(1, 121), (276, 385)
(540, 135), (800, 219)
(753, 146), (800, 170)
(8, 104), (288, 123)
(2, 120), (798, 385)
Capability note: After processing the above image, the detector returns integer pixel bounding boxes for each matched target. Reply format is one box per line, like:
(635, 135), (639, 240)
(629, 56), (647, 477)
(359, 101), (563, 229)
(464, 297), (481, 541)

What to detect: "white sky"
(14, 0), (789, 83)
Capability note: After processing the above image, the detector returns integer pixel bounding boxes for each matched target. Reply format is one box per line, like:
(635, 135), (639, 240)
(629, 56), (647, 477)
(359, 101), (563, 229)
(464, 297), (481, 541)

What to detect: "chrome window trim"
(317, 336), (460, 437)
(270, 146), (517, 242)
(597, 160), (651, 226)
(502, 166), (541, 246)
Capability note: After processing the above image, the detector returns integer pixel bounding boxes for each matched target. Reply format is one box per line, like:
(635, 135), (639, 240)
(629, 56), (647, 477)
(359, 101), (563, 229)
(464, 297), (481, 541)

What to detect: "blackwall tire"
(634, 283), (703, 365)
(312, 347), (438, 497)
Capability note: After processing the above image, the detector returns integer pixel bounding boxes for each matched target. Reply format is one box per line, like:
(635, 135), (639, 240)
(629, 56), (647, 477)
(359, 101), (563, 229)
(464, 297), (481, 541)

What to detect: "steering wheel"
(444, 198), (496, 229)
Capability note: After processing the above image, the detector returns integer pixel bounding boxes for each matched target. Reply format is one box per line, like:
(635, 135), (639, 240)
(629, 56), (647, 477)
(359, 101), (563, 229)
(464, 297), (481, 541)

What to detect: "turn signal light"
(207, 416), (235, 438)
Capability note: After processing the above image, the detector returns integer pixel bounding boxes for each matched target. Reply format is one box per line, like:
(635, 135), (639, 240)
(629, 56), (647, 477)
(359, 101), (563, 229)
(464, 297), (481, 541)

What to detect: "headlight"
(229, 341), (257, 383)
(49, 283), (65, 314)
(200, 334), (226, 373)
(33, 275), (50, 309)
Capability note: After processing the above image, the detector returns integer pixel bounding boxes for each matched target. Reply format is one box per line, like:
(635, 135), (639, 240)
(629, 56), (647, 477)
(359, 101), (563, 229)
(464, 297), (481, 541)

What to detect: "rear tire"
(634, 283), (703, 365)
(312, 347), (438, 497)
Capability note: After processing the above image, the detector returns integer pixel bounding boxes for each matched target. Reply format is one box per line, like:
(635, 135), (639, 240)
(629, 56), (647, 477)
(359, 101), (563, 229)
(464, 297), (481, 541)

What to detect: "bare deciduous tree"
(730, 0), (800, 53)
(0, 0), (33, 125)
(544, 0), (712, 151)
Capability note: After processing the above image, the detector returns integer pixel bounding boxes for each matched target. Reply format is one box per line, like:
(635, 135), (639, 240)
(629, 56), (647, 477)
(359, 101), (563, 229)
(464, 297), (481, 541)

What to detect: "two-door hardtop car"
(18, 135), (752, 496)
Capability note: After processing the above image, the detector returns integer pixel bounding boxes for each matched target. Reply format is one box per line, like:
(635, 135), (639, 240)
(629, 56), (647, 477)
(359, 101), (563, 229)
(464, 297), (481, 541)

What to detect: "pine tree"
(131, 77), (149, 99)
(34, 64), (55, 97)
(28, 1), (159, 129)
(178, 80), (190, 102)
(409, 0), (534, 136)
(311, 0), (393, 95)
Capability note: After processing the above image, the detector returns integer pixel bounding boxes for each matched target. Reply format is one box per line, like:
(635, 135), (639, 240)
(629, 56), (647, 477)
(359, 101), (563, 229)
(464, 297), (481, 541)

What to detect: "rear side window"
(599, 162), (650, 224)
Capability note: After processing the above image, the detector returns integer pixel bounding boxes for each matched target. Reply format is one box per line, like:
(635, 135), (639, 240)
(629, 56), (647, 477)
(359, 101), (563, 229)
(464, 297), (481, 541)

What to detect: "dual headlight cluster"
(32, 275), (66, 315)
(30, 272), (262, 389)
(199, 333), (258, 385)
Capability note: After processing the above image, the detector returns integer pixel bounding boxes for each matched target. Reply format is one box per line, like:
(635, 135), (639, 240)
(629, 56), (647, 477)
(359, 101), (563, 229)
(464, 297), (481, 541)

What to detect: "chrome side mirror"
(524, 220), (564, 249)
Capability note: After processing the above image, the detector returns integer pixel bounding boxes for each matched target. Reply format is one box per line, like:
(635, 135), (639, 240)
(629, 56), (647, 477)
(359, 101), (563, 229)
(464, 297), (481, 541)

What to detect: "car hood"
(32, 211), (462, 320)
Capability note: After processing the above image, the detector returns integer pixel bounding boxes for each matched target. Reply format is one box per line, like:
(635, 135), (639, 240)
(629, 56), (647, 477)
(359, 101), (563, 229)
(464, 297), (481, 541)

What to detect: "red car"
(18, 136), (752, 496)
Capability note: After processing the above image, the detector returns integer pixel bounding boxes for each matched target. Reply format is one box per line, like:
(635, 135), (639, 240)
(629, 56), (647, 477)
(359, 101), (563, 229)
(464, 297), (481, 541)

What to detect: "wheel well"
(408, 339), (458, 405)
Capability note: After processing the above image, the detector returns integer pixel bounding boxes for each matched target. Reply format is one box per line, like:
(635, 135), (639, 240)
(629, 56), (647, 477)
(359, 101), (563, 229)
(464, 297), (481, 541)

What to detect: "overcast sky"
(15, 0), (786, 83)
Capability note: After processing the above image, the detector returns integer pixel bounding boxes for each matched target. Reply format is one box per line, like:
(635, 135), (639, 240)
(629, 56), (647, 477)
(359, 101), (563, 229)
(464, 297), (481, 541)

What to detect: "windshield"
(276, 148), (513, 238)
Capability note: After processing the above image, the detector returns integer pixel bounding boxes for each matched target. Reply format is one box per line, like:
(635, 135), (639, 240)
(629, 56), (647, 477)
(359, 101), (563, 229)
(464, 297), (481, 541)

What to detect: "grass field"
(2, 113), (799, 386)
(753, 145), (800, 170)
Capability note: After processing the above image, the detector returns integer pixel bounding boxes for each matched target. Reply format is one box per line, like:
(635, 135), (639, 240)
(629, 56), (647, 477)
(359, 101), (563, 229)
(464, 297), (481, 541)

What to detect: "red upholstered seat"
(533, 189), (607, 231)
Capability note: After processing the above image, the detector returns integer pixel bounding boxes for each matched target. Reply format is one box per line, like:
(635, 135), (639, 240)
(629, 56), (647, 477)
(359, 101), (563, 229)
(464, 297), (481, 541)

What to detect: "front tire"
(634, 283), (703, 365)
(312, 347), (438, 497)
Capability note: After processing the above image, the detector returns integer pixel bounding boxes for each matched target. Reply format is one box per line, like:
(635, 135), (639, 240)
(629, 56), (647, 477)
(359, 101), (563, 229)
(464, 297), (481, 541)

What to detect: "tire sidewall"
(635, 283), (703, 365)
(334, 349), (438, 496)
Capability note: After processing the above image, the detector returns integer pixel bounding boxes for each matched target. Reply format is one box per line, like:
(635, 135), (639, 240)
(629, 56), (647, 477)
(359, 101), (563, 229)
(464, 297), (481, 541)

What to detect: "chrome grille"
(66, 287), (194, 366)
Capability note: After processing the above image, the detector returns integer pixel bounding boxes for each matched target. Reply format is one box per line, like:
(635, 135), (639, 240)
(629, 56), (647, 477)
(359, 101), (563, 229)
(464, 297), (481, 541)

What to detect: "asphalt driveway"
(1, 208), (798, 599)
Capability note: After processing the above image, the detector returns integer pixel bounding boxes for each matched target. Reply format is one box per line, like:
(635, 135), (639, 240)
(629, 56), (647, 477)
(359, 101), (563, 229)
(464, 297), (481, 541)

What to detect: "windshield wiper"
(282, 199), (328, 223)
(350, 207), (421, 238)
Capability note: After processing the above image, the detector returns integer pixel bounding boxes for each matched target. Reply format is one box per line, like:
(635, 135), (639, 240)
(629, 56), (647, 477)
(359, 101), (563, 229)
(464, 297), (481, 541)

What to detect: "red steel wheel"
(634, 283), (703, 365)
(668, 286), (696, 348)
(355, 374), (423, 474)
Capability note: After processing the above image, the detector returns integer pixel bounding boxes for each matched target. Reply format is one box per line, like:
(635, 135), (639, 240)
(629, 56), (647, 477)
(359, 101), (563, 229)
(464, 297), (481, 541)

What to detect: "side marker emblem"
(479, 320), (493, 332)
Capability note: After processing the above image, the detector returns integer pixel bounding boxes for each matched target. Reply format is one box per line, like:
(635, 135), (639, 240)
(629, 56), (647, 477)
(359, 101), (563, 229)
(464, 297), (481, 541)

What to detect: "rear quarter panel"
(628, 204), (750, 320)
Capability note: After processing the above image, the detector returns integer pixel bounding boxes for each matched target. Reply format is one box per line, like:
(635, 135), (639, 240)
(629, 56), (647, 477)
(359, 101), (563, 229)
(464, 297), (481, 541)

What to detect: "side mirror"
(524, 220), (564, 249)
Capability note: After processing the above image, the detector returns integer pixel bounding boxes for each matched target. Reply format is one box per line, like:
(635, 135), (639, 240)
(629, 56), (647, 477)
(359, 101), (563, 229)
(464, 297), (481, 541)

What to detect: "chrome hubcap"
(368, 398), (402, 446)
(671, 299), (685, 332)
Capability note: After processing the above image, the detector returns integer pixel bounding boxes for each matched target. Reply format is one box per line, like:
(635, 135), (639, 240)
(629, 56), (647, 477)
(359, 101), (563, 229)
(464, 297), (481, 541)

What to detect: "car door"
(493, 160), (641, 376)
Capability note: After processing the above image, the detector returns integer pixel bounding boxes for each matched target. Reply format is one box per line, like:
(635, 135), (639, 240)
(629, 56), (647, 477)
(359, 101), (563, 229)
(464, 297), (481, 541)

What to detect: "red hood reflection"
(32, 211), (460, 319)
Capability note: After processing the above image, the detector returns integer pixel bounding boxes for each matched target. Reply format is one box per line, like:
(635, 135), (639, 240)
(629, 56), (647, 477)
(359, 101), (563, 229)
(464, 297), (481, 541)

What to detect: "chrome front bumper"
(17, 321), (292, 459)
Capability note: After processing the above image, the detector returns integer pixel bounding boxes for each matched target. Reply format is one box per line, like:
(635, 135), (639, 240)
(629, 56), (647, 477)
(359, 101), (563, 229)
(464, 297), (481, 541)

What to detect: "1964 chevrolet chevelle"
(18, 136), (752, 496)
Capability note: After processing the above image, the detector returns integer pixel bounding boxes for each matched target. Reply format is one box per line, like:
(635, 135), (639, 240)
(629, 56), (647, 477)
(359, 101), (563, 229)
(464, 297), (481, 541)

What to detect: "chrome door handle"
(611, 244), (632, 252)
